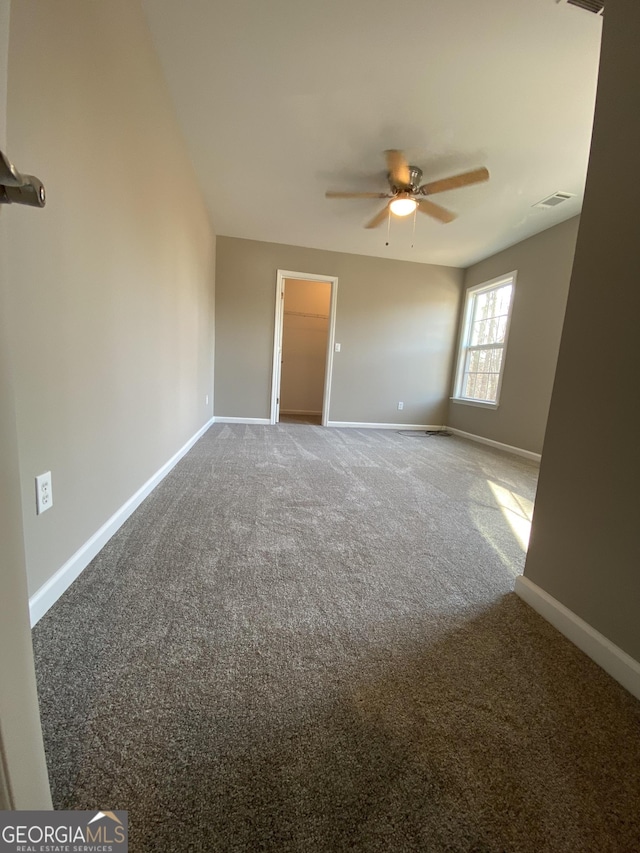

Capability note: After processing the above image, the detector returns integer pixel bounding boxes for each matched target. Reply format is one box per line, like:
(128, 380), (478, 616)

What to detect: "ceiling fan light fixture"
(389, 194), (417, 217)
(325, 150), (486, 229)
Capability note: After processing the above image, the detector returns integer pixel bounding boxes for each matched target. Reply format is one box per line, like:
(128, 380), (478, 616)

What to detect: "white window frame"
(451, 271), (516, 409)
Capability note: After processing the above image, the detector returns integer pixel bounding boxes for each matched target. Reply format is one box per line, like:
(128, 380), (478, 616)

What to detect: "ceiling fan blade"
(365, 205), (390, 229)
(420, 167), (489, 196)
(385, 150), (411, 187)
(417, 199), (457, 224)
(325, 191), (390, 199)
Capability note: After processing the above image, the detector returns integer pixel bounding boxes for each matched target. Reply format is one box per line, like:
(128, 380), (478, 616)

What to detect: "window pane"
(475, 291), (489, 320)
(456, 279), (513, 403)
(470, 320), (486, 346)
(476, 373), (489, 400)
(490, 375), (499, 400)
(497, 315), (507, 341)
(497, 285), (512, 315)
(468, 350), (481, 372)
(470, 289), (511, 346)
(464, 372), (477, 399)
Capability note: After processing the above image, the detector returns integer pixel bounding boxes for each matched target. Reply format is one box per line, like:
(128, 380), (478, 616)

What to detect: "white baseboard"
(29, 418), (214, 627)
(446, 427), (541, 462)
(280, 410), (322, 416)
(515, 576), (640, 701)
(214, 417), (271, 425)
(326, 422), (445, 431)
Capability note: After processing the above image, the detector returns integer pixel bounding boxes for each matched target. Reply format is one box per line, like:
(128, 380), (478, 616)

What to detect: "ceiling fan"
(326, 149), (489, 229)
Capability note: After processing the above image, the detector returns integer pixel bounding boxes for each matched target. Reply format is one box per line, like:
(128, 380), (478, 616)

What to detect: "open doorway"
(280, 276), (329, 424)
(270, 270), (338, 426)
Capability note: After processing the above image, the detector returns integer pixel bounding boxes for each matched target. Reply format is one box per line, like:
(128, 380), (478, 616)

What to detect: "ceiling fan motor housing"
(389, 165), (423, 192)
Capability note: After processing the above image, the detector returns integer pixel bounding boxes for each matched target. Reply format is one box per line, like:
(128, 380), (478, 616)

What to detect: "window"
(452, 273), (515, 407)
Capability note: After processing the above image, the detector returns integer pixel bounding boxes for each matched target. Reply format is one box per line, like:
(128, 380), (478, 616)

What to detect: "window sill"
(450, 397), (499, 410)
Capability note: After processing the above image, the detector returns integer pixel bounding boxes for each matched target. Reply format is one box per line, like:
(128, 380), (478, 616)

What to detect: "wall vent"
(562, 0), (604, 15)
(533, 191), (575, 210)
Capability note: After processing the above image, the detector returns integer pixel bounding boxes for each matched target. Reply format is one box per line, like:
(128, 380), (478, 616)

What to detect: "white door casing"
(270, 270), (338, 426)
(0, 0), (52, 809)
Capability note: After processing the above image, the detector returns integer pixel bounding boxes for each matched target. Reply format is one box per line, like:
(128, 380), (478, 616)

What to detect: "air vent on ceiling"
(533, 191), (575, 210)
(562, 0), (604, 15)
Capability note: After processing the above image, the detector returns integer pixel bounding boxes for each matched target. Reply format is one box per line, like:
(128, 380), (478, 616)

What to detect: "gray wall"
(0, 0), (51, 809)
(5, 0), (215, 597)
(448, 217), (579, 454)
(523, 0), (640, 662)
(215, 237), (463, 425)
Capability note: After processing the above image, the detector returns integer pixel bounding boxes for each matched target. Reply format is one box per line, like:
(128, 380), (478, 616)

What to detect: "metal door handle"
(0, 149), (46, 207)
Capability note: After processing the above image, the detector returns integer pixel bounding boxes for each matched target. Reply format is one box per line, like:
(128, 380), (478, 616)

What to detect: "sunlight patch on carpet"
(487, 480), (533, 551)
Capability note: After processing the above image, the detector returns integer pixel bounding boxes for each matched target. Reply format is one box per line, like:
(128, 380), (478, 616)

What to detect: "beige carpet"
(32, 424), (640, 851)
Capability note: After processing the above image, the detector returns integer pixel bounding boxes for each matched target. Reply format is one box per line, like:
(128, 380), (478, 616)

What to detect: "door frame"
(0, 0), (52, 809)
(270, 270), (338, 426)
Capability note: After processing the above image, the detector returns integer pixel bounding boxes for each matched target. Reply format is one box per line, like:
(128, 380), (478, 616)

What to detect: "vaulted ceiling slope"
(141, 0), (602, 267)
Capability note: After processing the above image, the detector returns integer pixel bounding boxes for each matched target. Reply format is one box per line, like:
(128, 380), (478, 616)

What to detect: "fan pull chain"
(385, 207), (391, 246)
(411, 206), (417, 248)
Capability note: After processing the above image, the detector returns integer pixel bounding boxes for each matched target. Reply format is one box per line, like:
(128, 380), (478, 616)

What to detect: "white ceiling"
(141, 0), (602, 268)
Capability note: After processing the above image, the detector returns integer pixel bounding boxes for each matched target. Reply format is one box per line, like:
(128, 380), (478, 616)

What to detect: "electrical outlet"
(334, 343), (341, 352)
(397, 402), (404, 411)
(35, 471), (53, 515)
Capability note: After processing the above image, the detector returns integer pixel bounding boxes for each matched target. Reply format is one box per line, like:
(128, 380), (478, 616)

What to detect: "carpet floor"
(32, 424), (640, 852)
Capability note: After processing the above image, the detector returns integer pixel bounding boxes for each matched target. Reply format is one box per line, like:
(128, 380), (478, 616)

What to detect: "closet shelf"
(284, 310), (329, 320)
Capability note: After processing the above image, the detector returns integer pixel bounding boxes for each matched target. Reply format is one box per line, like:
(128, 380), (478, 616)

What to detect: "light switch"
(334, 343), (341, 352)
